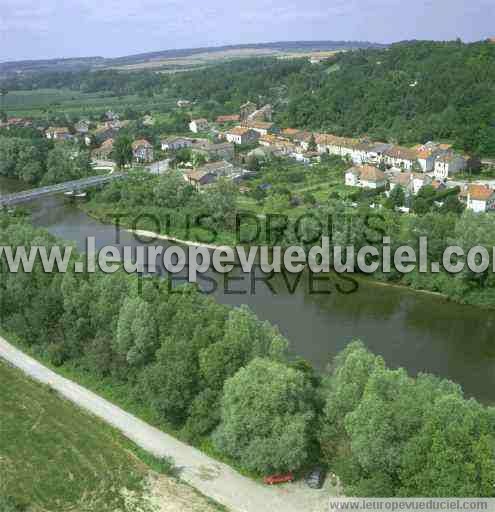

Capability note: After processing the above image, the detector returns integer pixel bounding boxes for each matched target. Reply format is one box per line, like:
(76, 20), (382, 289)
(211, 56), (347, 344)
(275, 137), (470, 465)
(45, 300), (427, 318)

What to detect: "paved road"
(0, 336), (330, 512)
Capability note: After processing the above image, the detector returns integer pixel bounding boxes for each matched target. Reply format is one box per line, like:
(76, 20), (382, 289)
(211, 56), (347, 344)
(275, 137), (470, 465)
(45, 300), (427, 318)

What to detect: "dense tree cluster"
(1, 214), (494, 496)
(0, 134), (91, 185)
(284, 41), (495, 156)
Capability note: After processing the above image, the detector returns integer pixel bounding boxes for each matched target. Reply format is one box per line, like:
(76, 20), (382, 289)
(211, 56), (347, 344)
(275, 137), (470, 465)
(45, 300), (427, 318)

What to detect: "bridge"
(0, 173), (125, 208)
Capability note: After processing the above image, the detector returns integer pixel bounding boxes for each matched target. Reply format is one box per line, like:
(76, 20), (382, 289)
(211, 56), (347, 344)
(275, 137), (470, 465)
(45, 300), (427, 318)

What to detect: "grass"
(0, 359), (150, 511)
(0, 357), (228, 511)
(1, 88), (177, 118)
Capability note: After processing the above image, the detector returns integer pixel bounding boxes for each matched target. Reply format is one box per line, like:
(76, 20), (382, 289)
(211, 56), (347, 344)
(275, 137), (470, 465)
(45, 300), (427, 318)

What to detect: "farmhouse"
(132, 139), (154, 163)
(389, 172), (432, 195)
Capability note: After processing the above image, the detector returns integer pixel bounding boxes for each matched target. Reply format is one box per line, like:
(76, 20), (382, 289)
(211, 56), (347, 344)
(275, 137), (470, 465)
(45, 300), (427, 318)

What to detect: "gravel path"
(0, 336), (331, 512)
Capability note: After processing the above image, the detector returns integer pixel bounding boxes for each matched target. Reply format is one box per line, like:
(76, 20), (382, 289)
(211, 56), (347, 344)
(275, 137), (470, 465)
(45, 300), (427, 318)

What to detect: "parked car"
(305, 467), (326, 489)
(263, 473), (294, 485)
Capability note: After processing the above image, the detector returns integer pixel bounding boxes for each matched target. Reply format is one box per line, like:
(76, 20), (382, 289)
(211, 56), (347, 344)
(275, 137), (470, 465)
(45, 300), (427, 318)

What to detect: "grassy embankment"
(0, 359), (225, 512)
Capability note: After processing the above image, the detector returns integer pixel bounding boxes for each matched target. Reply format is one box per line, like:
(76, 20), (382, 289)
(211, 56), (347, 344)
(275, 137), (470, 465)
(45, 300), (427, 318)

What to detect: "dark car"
(305, 467), (326, 489)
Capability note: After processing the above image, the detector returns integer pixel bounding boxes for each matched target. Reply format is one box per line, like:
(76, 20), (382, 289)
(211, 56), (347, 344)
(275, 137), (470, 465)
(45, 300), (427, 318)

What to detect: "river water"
(2, 177), (495, 403)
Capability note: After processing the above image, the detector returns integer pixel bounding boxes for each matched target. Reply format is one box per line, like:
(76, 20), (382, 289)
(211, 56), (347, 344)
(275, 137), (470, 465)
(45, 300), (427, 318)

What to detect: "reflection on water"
(1, 177), (495, 403)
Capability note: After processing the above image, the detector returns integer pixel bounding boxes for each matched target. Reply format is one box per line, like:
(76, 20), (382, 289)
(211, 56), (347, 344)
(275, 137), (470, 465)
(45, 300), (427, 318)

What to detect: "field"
(0, 360), (223, 512)
(1, 89), (176, 118)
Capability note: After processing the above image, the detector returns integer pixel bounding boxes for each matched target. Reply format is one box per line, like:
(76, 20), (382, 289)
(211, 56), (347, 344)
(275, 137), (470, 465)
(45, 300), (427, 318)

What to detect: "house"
(75, 120), (90, 134)
(224, 126), (259, 145)
(434, 153), (466, 180)
(92, 138), (114, 160)
(93, 126), (118, 144)
(191, 142), (235, 162)
(45, 127), (72, 140)
(240, 102), (258, 121)
(465, 185), (495, 213)
(345, 165), (387, 189)
(383, 146), (418, 171)
(186, 170), (218, 189)
(161, 137), (193, 152)
(189, 118), (209, 134)
(132, 139), (154, 163)
(389, 172), (432, 195)
(291, 151), (320, 165)
(244, 121), (275, 137)
(195, 160), (235, 178)
(216, 114), (240, 124)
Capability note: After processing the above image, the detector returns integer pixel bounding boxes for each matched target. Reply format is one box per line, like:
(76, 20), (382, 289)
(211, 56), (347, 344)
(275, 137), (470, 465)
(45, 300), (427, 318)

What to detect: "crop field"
(0, 360), (222, 512)
(1, 89), (177, 118)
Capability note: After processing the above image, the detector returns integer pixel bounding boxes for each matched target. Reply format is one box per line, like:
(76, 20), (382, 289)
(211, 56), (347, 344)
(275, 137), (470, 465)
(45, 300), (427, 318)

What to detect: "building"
(189, 119), (209, 134)
(434, 153), (466, 179)
(244, 121), (275, 137)
(74, 120), (90, 134)
(91, 138), (114, 160)
(465, 185), (495, 213)
(224, 126), (259, 145)
(345, 165), (387, 189)
(45, 127), (72, 140)
(191, 141), (235, 162)
(186, 170), (218, 189)
(161, 137), (193, 152)
(240, 102), (258, 121)
(216, 114), (240, 124)
(389, 172), (432, 195)
(132, 139), (154, 163)
(195, 160), (235, 178)
(383, 146), (418, 171)
(93, 126), (118, 144)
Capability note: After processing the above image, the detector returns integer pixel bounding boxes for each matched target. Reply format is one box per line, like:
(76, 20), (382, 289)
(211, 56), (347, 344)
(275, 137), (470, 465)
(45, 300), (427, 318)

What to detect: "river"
(2, 177), (495, 403)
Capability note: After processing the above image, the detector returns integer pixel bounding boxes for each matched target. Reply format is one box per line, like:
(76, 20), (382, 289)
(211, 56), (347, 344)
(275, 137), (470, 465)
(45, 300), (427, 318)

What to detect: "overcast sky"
(1, 0), (494, 62)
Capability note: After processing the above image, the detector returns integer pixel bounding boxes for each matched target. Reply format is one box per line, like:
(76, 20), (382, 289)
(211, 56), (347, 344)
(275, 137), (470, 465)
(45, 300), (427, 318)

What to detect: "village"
(2, 97), (495, 214)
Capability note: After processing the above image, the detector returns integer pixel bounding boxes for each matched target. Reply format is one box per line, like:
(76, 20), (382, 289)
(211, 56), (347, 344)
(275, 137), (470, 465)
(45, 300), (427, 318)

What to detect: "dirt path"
(0, 336), (333, 512)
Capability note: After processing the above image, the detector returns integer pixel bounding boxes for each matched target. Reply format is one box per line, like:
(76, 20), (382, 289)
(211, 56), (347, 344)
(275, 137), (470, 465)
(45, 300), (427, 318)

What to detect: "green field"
(1, 88), (176, 118)
(0, 360), (224, 512)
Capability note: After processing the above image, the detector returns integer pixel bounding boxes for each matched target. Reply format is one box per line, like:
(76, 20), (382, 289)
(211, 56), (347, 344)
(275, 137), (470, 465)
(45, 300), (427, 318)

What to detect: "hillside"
(0, 40), (385, 76)
(283, 40), (495, 156)
(0, 360), (222, 512)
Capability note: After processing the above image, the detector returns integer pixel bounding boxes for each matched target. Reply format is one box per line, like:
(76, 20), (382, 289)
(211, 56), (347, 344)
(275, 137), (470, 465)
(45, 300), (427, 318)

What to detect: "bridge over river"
(0, 173), (124, 207)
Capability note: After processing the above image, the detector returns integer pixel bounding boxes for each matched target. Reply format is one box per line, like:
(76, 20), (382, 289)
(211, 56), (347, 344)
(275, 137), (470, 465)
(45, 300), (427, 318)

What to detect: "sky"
(1, 0), (494, 62)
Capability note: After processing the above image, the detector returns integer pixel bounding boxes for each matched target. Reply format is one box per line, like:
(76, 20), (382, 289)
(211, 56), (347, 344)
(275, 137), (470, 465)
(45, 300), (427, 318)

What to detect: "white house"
(345, 165), (387, 189)
(383, 146), (418, 171)
(189, 119), (209, 134)
(434, 154), (466, 180)
(465, 185), (495, 213)
(161, 137), (193, 152)
(244, 121), (275, 137)
(132, 139), (154, 163)
(224, 127), (259, 145)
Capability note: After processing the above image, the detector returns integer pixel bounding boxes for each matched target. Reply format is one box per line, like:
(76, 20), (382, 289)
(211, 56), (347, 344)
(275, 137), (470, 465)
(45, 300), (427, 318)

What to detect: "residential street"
(0, 336), (333, 512)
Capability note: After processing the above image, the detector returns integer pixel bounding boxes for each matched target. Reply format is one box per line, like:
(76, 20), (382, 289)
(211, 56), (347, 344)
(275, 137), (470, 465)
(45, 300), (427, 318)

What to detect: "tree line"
(1, 213), (494, 496)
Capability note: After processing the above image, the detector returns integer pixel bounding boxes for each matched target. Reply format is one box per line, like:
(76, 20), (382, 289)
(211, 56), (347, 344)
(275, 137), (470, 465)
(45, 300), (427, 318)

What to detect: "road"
(0, 336), (332, 512)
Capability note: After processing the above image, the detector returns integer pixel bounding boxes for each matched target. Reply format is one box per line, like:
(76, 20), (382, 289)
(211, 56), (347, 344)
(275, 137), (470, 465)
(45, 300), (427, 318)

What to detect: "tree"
(214, 358), (315, 474)
(386, 185), (405, 209)
(308, 133), (317, 152)
(112, 135), (133, 169)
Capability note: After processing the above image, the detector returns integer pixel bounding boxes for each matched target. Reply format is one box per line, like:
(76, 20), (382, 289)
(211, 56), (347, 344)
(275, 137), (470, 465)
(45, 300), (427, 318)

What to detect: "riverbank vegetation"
(0, 130), (92, 185)
(1, 214), (494, 497)
(85, 167), (495, 307)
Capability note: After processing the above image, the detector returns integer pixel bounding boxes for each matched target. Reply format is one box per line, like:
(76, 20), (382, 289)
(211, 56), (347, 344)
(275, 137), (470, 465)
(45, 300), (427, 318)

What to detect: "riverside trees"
(0, 215), (494, 495)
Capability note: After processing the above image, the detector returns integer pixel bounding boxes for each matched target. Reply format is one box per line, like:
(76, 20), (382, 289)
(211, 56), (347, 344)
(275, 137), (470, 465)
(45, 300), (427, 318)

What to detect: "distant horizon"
(1, 36), (493, 65)
(2, 0), (493, 62)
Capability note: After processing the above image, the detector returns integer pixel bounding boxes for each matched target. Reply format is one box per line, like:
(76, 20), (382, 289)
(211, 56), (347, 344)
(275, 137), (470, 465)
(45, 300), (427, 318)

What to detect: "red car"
(263, 473), (294, 485)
